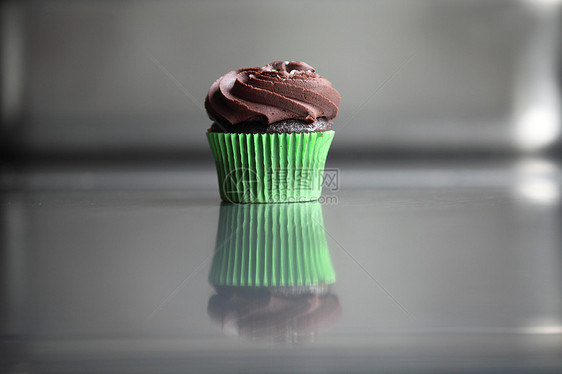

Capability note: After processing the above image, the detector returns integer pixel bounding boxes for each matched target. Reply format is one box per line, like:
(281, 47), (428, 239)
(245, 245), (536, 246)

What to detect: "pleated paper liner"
(209, 202), (336, 290)
(207, 131), (335, 203)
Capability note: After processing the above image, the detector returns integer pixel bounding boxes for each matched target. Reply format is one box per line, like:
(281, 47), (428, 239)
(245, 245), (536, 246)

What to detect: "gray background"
(2, 0), (561, 156)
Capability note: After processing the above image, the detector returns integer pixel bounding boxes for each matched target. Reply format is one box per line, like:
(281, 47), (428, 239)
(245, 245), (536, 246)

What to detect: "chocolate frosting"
(205, 61), (341, 126)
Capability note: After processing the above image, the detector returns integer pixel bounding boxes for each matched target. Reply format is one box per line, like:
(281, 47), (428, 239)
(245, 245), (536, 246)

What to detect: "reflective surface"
(1, 158), (562, 373)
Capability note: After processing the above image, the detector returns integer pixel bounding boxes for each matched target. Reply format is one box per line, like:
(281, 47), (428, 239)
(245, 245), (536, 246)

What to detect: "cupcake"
(205, 61), (341, 203)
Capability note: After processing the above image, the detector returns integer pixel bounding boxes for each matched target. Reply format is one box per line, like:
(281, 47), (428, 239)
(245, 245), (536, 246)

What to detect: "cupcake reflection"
(208, 202), (341, 343)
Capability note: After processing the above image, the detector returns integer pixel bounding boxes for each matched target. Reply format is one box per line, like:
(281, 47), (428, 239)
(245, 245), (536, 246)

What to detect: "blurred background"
(2, 1), (562, 373)
(1, 0), (561, 160)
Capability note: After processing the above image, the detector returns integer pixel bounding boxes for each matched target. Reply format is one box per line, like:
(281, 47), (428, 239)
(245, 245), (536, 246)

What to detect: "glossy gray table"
(1, 158), (561, 373)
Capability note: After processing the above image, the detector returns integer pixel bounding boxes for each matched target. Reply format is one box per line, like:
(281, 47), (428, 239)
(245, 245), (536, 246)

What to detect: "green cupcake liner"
(209, 202), (335, 288)
(207, 131), (335, 203)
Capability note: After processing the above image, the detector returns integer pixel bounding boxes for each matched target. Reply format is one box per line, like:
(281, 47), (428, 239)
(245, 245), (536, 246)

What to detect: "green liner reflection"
(209, 202), (336, 291)
(208, 202), (340, 342)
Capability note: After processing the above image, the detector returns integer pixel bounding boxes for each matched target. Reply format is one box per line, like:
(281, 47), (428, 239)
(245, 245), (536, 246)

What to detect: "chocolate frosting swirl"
(205, 61), (341, 126)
